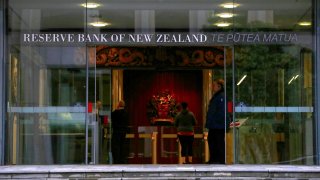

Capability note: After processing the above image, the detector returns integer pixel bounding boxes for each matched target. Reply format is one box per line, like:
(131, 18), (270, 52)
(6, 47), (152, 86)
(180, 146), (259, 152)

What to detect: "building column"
(0, 0), (4, 165)
(135, 10), (155, 33)
(315, 0), (320, 165)
(189, 10), (211, 32)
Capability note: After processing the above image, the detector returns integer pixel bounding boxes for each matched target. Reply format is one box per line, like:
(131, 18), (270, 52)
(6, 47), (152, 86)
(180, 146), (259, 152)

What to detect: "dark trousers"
(178, 135), (194, 157)
(208, 129), (225, 164)
(111, 131), (127, 164)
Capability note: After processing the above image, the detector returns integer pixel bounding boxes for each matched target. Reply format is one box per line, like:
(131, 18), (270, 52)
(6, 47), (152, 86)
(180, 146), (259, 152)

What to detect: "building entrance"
(123, 70), (203, 164)
(4, 0), (316, 166)
(89, 45), (232, 164)
(90, 44), (314, 165)
(5, 43), (315, 165)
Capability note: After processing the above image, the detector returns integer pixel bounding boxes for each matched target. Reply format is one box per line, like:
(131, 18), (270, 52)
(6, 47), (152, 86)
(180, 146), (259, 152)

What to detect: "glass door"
(6, 0), (88, 164)
(86, 45), (118, 164)
(87, 58), (112, 164)
(5, 0), (316, 166)
(231, 0), (315, 165)
(233, 45), (314, 164)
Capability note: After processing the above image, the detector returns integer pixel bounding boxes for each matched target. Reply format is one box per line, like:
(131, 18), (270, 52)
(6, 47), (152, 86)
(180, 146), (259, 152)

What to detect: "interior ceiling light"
(220, 3), (240, 8)
(81, 3), (100, 8)
(216, 13), (234, 18)
(90, 21), (110, 27)
(298, 21), (311, 26)
(215, 22), (231, 27)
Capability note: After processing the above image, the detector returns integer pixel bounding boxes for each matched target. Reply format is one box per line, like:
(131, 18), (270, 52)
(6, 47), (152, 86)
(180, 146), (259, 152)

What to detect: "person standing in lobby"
(205, 79), (226, 164)
(174, 102), (197, 164)
(111, 100), (129, 164)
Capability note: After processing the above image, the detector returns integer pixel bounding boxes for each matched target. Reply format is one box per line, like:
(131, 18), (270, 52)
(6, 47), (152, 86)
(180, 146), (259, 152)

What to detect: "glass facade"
(1, 0), (318, 165)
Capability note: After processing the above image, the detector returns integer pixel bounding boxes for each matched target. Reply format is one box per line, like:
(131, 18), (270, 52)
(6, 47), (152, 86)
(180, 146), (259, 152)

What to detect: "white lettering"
(92, 34), (100, 42)
(226, 34), (233, 42)
(199, 34), (207, 42)
(52, 34), (59, 42)
(38, 34), (44, 42)
(217, 34), (224, 42)
(278, 33), (284, 41)
(21, 32), (300, 44)
(171, 35), (177, 42)
(111, 34), (118, 42)
(163, 34), (170, 42)
(263, 34), (272, 42)
(271, 34), (278, 42)
(136, 34), (143, 42)
(60, 34), (66, 42)
(86, 34), (92, 42)
(24, 34), (30, 42)
(128, 34), (135, 42)
(291, 34), (298, 41)
(212, 34), (218, 42)
(78, 34), (85, 42)
(181, 34), (186, 42)
(247, 34), (254, 42)
(192, 34), (198, 42)
(119, 34), (125, 42)
(128, 34), (153, 43)
(156, 34), (162, 42)
(234, 33), (240, 42)
(253, 34), (260, 42)
(68, 34), (75, 42)
(144, 34), (153, 42)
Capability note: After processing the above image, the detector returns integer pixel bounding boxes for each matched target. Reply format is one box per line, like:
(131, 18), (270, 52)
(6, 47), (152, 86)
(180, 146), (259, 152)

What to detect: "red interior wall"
(124, 70), (203, 129)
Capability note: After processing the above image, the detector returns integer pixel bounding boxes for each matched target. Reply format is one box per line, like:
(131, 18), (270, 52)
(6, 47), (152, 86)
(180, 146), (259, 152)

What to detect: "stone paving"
(0, 164), (320, 179)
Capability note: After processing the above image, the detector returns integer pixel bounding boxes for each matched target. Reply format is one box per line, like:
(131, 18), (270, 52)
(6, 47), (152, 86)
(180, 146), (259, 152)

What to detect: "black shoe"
(206, 161), (221, 164)
(206, 161), (225, 164)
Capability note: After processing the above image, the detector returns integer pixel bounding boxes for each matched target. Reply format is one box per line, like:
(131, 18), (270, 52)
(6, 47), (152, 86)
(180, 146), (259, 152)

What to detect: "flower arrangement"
(147, 90), (177, 125)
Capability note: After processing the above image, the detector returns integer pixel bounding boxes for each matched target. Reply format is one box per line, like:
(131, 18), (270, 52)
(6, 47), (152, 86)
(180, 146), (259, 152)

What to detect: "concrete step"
(0, 164), (320, 180)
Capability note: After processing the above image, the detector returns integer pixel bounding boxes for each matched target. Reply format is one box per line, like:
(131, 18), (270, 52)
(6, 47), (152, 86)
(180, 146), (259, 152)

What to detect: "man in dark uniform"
(205, 79), (226, 164)
(111, 100), (129, 164)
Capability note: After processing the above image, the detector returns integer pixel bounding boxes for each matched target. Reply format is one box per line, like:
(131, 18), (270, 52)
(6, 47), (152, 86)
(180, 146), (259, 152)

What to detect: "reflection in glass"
(7, 60), (87, 164)
(7, 0), (88, 165)
(234, 45), (314, 164)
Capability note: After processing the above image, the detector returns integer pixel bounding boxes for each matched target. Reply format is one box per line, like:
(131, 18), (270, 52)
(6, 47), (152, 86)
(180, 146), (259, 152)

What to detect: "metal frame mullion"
(314, 0), (320, 165)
